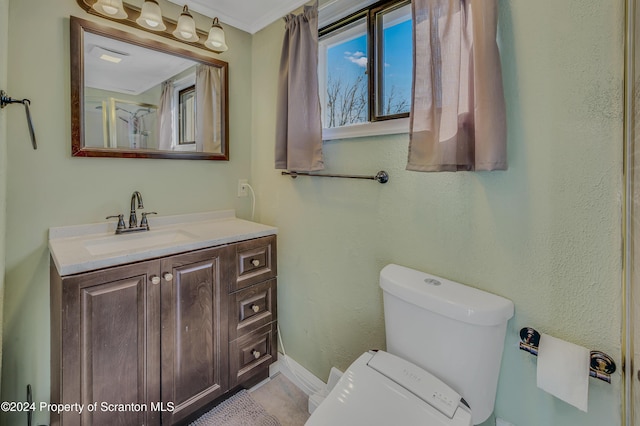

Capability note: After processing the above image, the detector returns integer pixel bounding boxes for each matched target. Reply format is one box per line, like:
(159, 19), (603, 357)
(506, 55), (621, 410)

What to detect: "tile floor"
(250, 374), (311, 425)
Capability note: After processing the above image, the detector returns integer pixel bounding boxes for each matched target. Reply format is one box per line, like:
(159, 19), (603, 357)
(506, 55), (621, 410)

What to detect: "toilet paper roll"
(536, 333), (590, 412)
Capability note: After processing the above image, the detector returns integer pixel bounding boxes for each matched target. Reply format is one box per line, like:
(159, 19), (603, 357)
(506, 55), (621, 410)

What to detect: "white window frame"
(319, 0), (412, 141)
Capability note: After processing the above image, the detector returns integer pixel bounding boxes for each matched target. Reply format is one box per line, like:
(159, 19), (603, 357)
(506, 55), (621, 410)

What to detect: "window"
(178, 85), (196, 145)
(172, 71), (197, 151)
(319, 0), (412, 136)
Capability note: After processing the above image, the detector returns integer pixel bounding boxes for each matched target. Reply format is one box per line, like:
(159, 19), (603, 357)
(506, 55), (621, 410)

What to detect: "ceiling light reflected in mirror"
(99, 53), (122, 63)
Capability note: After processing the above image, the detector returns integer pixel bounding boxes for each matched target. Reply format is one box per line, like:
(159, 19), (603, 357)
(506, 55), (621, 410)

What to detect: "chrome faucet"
(107, 191), (157, 234)
(129, 191), (144, 228)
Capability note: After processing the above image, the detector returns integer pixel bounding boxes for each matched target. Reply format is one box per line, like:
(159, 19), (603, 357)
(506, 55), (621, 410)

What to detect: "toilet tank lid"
(380, 264), (514, 326)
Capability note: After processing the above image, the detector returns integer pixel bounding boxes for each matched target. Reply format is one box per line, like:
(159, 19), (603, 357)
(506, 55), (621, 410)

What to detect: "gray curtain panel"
(158, 79), (174, 151)
(275, 3), (324, 172)
(196, 64), (222, 153)
(407, 0), (507, 172)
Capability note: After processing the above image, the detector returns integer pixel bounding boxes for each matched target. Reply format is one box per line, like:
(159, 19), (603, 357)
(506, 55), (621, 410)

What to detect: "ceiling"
(166, 0), (377, 34)
(84, 32), (197, 95)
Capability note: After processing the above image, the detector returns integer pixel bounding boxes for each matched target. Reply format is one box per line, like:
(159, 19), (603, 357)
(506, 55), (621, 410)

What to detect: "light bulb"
(204, 18), (228, 52)
(92, 0), (128, 19)
(136, 0), (166, 31)
(102, 5), (118, 15)
(172, 5), (198, 42)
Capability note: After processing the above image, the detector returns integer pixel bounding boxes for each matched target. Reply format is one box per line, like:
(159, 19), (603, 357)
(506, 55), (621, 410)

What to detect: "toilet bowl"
(305, 264), (514, 425)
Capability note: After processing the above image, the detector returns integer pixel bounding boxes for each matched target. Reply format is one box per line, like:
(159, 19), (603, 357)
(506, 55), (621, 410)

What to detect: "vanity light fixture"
(136, 0), (166, 31)
(91, 0), (128, 19)
(77, 0), (229, 52)
(204, 18), (228, 52)
(172, 5), (199, 42)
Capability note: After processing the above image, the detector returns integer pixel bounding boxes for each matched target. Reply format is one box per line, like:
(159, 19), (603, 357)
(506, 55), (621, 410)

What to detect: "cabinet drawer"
(230, 279), (277, 341)
(229, 323), (276, 388)
(232, 235), (277, 292)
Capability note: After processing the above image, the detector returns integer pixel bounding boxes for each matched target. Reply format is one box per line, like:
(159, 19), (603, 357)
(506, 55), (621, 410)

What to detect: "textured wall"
(252, 1), (624, 425)
(1, 1), (253, 425)
(1, 0), (626, 425)
(0, 0), (8, 392)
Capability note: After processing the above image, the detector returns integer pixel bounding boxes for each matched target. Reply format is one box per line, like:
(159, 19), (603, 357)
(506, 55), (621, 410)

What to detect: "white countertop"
(49, 210), (277, 276)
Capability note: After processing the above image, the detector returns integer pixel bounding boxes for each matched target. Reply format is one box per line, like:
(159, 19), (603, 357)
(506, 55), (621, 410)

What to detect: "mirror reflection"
(71, 16), (229, 160)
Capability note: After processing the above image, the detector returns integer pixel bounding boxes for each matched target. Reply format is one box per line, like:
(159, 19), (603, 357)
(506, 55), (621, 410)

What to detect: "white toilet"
(306, 264), (514, 426)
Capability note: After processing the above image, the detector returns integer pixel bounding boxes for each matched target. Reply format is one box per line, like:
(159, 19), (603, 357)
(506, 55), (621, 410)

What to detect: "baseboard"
(268, 353), (344, 414)
(269, 352), (326, 397)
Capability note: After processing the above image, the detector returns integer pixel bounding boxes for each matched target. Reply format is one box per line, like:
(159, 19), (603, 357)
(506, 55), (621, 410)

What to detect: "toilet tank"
(380, 264), (514, 425)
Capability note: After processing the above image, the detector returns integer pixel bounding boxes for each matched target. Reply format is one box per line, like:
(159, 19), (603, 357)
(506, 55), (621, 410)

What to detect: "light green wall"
(1, 0), (252, 424)
(252, 1), (623, 426)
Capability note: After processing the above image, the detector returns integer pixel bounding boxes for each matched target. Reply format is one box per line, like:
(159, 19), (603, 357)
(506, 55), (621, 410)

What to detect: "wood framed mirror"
(71, 16), (229, 160)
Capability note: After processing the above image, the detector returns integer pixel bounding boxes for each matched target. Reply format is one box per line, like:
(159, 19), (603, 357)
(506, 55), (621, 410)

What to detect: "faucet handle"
(140, 212), (157, 229)
(106, 214), (126, 232)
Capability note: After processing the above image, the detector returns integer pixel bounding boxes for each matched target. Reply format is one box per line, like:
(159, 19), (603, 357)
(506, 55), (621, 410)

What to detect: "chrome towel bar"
(282, 170), (389, 184)
(519, 327), (616, 383)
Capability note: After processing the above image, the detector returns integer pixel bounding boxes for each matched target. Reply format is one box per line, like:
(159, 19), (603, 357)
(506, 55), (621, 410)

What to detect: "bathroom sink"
(84, 229), (197, 256)
(50, 210), (278, 276)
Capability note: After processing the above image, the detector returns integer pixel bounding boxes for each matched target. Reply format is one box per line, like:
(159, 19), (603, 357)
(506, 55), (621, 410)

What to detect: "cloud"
(344, 51), (368, 68)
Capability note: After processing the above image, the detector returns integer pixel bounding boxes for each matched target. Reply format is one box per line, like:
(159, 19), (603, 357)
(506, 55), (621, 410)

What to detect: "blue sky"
(326, 15), (413, 113)
(382, 18), (413, 108)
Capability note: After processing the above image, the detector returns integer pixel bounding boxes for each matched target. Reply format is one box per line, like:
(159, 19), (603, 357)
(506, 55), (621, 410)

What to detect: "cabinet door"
(160, 246), (231, 425)
(59, 260), (161, 426)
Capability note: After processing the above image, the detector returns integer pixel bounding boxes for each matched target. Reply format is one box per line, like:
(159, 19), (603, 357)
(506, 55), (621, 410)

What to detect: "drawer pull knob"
(163, 273), (174, 282)
(251, 304), (260, 313)
(251, 259), (261, 267)
(150, 276), (161, 285)
(252, 350), (261, 359)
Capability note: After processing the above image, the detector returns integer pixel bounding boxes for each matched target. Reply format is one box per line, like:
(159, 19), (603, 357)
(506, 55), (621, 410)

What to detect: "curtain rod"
(281, 170), (389, 184)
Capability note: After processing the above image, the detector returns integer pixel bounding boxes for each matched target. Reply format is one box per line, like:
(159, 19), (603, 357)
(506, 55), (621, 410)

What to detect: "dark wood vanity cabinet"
(50, 259), (162, 426)
(159, 246), (231, 425)
(50, 235), (277, 426)
(228, 237), (278, 388)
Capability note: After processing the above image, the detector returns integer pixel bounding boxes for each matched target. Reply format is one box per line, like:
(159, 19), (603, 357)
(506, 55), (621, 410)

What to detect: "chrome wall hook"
(0, 90), (37, 149)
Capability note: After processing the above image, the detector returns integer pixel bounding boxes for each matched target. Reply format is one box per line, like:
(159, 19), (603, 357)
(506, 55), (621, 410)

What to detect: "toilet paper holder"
(519, 327), (616, 383)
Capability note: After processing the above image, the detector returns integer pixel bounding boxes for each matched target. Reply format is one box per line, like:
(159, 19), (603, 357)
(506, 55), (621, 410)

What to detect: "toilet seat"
(305, 351), (473, 426)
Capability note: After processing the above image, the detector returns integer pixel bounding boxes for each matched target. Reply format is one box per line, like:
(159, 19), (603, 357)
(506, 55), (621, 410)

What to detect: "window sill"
(322, 117), (409, 141)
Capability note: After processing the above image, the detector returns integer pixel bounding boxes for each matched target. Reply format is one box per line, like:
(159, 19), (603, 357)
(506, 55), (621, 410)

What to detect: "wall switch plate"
(238, 179), (249, 197)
